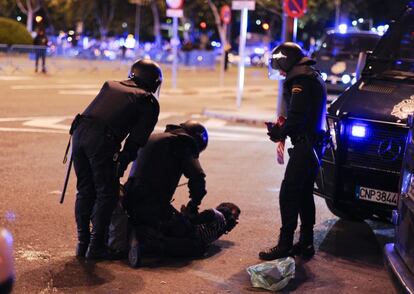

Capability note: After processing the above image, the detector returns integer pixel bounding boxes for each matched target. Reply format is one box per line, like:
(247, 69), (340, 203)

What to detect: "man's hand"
(265, 122), (283, 143)
(181, 200), (199, 220)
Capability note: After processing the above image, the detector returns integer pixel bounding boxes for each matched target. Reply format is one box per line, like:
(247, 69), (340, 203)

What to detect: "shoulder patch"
(291, 85), (303, 95)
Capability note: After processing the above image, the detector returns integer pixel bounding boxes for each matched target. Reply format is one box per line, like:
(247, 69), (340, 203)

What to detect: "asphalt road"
(0, 60), (396, 293)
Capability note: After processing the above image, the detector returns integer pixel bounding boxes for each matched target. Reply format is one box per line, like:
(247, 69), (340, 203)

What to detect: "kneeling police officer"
(71, 59), (161, 259)
(123, 120), (209, 229)
(259, 42), (327, 260)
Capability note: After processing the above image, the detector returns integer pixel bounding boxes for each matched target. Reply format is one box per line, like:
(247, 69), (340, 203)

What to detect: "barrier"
(0, 44), (8, 73)
(0, 44), (219, 75)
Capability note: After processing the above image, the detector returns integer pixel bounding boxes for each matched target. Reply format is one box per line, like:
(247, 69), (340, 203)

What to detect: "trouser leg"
(298, 162), (318, 245)
(280, 143), (317, 244)
(41, 53), (46, 72)
(88, 151), (119, 251)
(73, 147), (96, 254)
(35, 53), (39, 71)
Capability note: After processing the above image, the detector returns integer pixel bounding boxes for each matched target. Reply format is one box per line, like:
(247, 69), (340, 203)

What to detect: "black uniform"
(261, 63), (327, 260)
(123, 125), (207, 228)
(277, 65), (326, 242)
(72, 79), (159, 256)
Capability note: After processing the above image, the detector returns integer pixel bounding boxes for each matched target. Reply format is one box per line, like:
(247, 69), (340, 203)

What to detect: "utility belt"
(290, 130), (328, 147)
(70, 114), (120, 143)
(63, 114), (119, 164)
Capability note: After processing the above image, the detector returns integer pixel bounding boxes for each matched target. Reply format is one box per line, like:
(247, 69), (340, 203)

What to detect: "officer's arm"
(122, 97), (159, 163)
(191, 209), (216, 224)
(280, 78), (311, 138)
(182, 156), (207, 206)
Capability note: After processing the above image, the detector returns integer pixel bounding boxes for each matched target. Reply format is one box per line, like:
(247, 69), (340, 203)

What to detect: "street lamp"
(35, 16), (43, 23)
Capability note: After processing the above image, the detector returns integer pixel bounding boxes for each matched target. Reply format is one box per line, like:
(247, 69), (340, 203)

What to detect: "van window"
(318, 33), (380, 59)
(368, 7), (414, 77)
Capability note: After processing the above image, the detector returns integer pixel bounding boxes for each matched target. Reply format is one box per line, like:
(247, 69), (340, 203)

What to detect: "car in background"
(314, 1), (414, 222)
(312, 29), (381, 95)
(384, 115), (414, 294)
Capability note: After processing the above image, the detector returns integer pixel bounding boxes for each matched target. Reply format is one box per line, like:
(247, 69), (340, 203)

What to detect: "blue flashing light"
(351, 125), (367, 138)
(338, 24), (348, 34)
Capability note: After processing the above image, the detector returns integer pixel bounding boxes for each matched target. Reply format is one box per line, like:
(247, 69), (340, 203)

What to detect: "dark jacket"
(127, 126), (207, 206)
(34, 34), (48, 46)
(279, 64), (327, 140)
(82, 80), (160, 161)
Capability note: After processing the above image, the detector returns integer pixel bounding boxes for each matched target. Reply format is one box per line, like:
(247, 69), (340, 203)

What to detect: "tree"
(0, 0), (16, 18)
(94, 0), (117, 39)
(16, 0), (41, 32)
(150, 0), (162, 48)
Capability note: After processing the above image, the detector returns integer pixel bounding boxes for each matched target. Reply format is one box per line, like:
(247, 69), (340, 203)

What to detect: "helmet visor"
(268, 61), (285, 80)
(153, 84), (162, 100)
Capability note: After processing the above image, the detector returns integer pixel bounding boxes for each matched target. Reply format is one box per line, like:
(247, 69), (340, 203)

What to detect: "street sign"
(167, 9), (183, 18)
(284, 0), (306, 18)
(232, 0), (255, 11)
(166, 0), (183, 9)
(220, 5), (232, 24)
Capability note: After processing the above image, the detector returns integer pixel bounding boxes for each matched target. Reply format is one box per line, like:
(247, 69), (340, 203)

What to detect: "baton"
(60, 154), (72, 204)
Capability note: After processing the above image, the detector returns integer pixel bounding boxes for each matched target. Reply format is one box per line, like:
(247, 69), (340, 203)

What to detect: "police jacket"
(279, 64), (327, 141)
(82, 79), (160, 160)
(128, 125), (207, 205)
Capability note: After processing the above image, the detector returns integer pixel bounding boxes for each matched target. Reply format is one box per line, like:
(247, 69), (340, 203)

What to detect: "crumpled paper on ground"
(246, 257), (295, 292)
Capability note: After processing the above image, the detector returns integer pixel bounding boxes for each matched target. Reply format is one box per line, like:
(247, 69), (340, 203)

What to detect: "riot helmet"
(128, 59), (163, 98)
(268, 42), (313, 80)
(180, 120), (208, 153)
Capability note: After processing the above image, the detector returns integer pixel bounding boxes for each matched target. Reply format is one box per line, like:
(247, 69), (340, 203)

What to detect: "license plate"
(356, 186), (398, 206)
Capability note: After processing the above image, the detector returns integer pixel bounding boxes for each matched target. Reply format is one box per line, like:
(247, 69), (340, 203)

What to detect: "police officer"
(123, 121), (208, 228)
(259, 42), (326, 260)
(71, 59), (161, 259)
(119, 121), (209, 266)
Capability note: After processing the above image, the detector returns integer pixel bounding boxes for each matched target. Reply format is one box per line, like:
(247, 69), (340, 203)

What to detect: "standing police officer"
(259, 42), (326, 260)
(71, 59), (161, 259)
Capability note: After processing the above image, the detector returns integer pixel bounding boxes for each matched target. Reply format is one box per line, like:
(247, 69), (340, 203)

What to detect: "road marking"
(58, 90), (99, 95)
(0, 115), (267, 142)
(23, 117), (71, 130)
(0, 76), (33, 81)
(203, 118), (227, 128)
(0, 127), (66, 134)
(267, 187), (281, 192)
(11, 84), (99, 90)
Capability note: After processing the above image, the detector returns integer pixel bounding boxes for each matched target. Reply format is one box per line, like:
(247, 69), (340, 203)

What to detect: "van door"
(397, 115), (414, 273)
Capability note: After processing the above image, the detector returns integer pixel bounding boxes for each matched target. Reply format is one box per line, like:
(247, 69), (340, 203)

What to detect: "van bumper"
(384, 243), (414, 294)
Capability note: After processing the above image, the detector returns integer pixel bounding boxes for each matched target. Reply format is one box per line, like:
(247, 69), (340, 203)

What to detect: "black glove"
(180, 200), (199, 220)
(266, 122), (283, 143)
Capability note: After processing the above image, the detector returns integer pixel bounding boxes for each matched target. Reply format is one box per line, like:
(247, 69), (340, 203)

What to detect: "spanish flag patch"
(292, 85), (303, 94)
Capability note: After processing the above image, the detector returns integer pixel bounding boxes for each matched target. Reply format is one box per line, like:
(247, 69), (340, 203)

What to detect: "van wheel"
(325, 199), (366, 222)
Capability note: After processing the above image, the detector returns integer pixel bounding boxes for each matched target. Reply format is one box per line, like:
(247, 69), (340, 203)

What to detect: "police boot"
(290, 226), (315, 260)
(128, 228), (142, 268)
(85, 224), (110, 260)
(75, 214), (90, 257)
(259, 231), (293, 261)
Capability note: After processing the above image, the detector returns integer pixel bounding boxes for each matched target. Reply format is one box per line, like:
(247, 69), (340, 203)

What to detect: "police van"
(314, 2), (414, 221)
(312, 29), (381, 95)
(384, 115), (414, 293)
